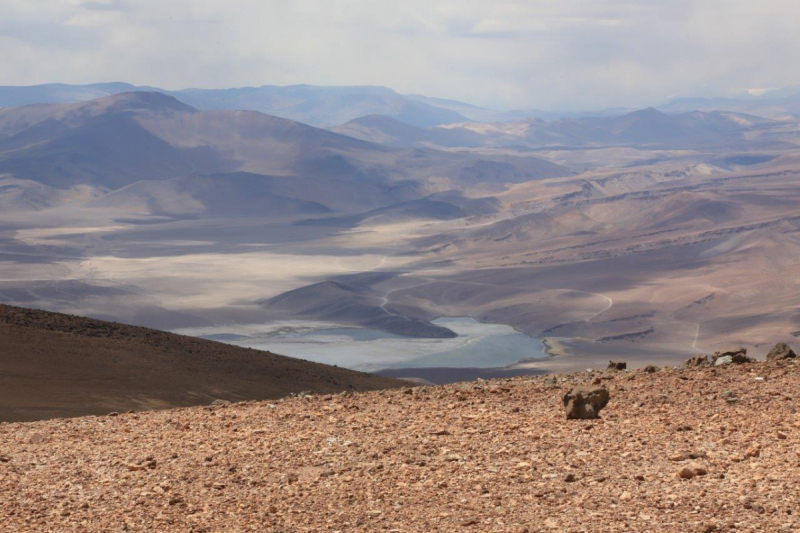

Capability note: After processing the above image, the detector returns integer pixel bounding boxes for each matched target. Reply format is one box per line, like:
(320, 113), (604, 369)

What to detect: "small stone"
(745, 445), (761, 458)
(564, 473), (577, 482)
(678, 467), (696, 479)
(643, 365), (658, 373)
(127, 458), (157, 471)
(28, 433), (47, 445)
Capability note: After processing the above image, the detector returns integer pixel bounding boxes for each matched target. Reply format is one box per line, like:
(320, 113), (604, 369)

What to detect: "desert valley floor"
(1, 91), (800, 378)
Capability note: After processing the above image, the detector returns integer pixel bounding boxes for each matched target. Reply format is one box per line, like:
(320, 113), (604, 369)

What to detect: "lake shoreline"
(176, 316), (550, 373)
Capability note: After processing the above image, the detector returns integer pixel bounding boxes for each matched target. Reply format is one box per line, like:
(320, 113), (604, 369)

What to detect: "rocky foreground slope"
(2, 357), (799, 531)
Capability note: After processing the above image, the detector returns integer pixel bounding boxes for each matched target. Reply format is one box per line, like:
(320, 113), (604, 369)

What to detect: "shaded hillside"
(0, 304), (402, 422)
(91, 172), (332, 218)
(261, 273), (457, 339)
(0, 93), (230, 189)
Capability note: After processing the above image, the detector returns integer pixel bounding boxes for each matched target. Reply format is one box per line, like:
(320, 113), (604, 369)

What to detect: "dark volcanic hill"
(0, 304), (402, 422)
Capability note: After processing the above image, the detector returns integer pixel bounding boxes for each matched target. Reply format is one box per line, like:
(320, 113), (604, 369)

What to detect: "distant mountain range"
(5, 82), (800, 130)
(658, 85), (800, 119)
(660, 93), (800, 119)
(0, 91), (571, 217)
(0, 82), (574, 127)
(333, 107), (780, 150)
(0, 82), (472, 128)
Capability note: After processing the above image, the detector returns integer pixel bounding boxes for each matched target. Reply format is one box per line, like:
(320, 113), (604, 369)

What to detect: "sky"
(1, 0), (800, 110)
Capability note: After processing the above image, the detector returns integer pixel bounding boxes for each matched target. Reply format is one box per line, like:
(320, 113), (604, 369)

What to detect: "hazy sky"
(2, 0), (800, 110)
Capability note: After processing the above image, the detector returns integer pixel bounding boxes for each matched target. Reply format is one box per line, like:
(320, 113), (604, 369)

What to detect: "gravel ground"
(2, 359), (799, 532)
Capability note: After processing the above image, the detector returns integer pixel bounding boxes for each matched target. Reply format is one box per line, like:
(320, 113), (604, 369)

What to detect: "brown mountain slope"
(0, 358), (797, 530)
(0, 304), (402, 422)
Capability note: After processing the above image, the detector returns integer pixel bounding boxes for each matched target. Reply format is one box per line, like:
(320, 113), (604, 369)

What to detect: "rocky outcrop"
(712, 347), (752, 366)
(608, 360), (627, 370)
(765, 342), (796, 361)
(684, 354), (709, 367)
(563, 386), (610, 419)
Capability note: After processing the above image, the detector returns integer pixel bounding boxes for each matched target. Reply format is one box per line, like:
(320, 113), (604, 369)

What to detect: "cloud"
(0, 0), (799, 110)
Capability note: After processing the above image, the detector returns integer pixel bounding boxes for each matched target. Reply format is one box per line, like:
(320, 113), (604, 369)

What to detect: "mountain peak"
(630, 106), (667, 118)
(81, 91), (197, 114)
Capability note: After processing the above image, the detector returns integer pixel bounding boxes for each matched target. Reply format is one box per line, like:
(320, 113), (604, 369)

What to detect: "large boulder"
(766, 343), (797, 361)
(711, 347), (752, 366)
(608, 360), (627, 371)
(563, 386), (610, 420)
